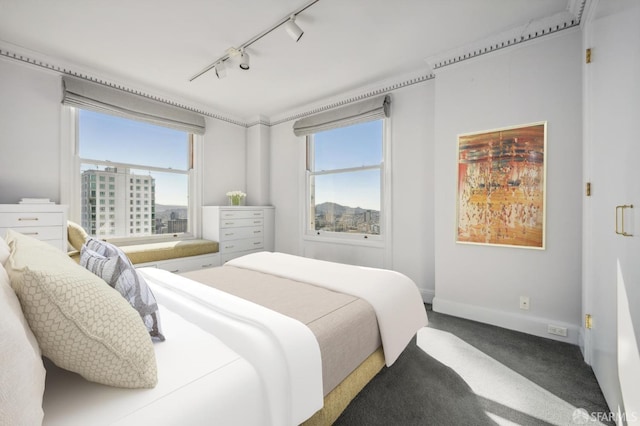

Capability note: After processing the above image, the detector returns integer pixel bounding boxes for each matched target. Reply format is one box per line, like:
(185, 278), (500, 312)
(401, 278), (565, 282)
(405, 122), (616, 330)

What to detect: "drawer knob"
(18, 217), (39, 221)
(225, 233), (234, 236)
(253, 242), (261, 245)
(253, 230), (261, 234)
(224, 222), (235, 225)
(225, 245), (234, 249)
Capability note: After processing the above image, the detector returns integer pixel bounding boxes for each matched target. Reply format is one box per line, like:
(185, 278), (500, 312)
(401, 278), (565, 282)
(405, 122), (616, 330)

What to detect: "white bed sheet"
(43, 304), (266, 426)
(139, 267), (324, 426)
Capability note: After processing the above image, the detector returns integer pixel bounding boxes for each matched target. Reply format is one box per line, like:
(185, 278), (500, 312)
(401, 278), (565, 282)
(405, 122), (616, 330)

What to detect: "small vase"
(229, 196), (246, 206)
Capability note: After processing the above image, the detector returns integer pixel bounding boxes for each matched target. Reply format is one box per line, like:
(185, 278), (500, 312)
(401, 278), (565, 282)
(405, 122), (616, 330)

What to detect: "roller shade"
(293, 94), (390, 137)
(62, 76), (206, 134)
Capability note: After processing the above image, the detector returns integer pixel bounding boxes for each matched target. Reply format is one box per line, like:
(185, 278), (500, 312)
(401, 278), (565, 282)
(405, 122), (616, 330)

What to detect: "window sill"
(104, 233), (196, 247)
(303, 233), (384, 248)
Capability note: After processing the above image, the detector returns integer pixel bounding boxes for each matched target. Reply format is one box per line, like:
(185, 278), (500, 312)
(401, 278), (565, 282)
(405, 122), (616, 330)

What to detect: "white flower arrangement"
(226, 190), (246, 206)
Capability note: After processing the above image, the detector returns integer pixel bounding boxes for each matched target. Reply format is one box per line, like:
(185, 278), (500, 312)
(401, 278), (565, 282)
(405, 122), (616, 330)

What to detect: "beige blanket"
(182, 265), (381, 395)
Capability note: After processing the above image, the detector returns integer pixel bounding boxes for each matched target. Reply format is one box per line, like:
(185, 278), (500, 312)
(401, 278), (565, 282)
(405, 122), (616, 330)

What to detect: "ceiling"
(0, 0), (579, 123)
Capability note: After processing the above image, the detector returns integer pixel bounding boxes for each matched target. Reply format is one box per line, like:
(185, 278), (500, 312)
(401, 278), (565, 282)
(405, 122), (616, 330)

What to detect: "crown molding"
(246, 116), (272, 128)
(568, 0), (588, 23)
(425, 1), (586, 72)
(268, 73), (435, 127)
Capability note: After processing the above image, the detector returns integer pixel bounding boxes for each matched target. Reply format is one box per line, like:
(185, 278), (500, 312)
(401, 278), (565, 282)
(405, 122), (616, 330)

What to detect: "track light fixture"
(284, 15), (304, 42)
(239, 49), (250, 70)
(189, 0), (320, 82)
(214, 61), (226, 79)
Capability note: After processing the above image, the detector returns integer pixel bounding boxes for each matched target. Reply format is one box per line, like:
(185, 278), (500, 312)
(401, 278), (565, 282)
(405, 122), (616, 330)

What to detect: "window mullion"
(80, 158), (188, 175)
(311, 164), (381, 177)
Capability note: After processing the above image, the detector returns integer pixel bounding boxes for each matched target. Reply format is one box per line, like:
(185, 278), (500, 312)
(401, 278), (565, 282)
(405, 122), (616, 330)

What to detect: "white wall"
(432, 30), (583, 343)
(390, 81), (435, 302)
(269, 120), (303, 256)
(246, 122), (270, 206)
(269, 79), (436, 300)
(201, 117), (247, 206)
(0, 60), (62, 204)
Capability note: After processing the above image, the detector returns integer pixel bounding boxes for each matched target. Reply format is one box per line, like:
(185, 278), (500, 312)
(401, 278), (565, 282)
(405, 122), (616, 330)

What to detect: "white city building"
(81, 167), (155, 238)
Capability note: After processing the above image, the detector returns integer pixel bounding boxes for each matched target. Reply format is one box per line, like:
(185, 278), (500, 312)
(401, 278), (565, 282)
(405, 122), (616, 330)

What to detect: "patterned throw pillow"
(82, 239), (165, 341)
(5, 230), (157, 389)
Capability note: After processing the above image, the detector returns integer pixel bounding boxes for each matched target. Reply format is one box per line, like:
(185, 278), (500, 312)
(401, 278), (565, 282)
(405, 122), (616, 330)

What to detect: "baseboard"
(421, 289), (435, 304)
(432, 297), (580, 345)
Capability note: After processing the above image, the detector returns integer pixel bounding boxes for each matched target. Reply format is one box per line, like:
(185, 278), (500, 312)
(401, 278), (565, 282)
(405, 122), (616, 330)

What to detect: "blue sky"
(79, 110), (189, 205)
(313, 120), (382, 211)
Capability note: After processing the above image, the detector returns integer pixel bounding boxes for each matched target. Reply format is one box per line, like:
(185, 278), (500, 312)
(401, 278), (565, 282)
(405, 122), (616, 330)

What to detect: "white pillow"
(6, 230), (157, 389)
(0, 262), (46, 425)
(0, 235), (10, 266)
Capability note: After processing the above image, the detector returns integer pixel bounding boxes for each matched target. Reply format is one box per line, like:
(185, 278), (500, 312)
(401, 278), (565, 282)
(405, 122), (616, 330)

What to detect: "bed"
(2, 228), (427, 426)
(138, 251), (428, 425)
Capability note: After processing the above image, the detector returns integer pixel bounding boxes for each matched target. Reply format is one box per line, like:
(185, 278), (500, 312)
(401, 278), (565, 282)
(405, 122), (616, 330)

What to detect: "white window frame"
(60, 107), (203, 243)
(302, 118), (391, 248)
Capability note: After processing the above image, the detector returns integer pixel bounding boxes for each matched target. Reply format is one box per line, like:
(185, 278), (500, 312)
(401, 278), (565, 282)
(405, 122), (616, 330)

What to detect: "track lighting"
(188, 0), (319, 82)
(239, 49), (250, 70)
(284, 15), (304, 42)
(214, 61), (226, 79)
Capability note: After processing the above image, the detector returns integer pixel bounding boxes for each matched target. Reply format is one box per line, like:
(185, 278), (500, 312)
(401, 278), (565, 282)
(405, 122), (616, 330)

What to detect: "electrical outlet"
(548, 325), (568, 337)
(519, 296), (530, 310)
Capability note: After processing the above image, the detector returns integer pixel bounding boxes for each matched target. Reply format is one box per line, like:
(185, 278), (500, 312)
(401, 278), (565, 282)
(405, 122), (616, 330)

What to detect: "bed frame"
(303, 347), (385, 425)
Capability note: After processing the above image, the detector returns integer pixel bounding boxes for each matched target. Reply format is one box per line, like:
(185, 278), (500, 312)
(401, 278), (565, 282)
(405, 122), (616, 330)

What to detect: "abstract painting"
(457, 122), (546, 249)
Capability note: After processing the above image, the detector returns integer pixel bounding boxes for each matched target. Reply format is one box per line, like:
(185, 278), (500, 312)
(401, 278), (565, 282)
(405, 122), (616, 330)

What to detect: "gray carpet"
(334, 305), (613, 426)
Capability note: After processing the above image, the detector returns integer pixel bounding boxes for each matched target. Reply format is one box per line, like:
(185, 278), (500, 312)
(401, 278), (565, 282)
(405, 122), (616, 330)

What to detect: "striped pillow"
(82, 239), (164, 341)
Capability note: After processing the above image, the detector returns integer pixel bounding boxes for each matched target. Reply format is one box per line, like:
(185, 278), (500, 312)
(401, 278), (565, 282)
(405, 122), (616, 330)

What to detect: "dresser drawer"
(220, 237), (264, 253)
(219, 226), (263, 241)
(220, 210), (264, 220)
(220, 218), (264, 228)
(0, 212), (64, 228)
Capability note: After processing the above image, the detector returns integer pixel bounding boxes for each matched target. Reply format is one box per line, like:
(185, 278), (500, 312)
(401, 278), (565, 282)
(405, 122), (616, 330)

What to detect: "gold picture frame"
(456, 122), (547, 249)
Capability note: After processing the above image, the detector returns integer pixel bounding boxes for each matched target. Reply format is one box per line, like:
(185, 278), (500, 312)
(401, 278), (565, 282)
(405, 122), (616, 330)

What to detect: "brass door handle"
(615, 204), (634, 237)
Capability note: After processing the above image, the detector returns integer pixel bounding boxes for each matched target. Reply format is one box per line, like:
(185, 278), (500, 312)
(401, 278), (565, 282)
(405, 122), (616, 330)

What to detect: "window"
(306, 119), (384, 239)
(77, 109), (191, 239)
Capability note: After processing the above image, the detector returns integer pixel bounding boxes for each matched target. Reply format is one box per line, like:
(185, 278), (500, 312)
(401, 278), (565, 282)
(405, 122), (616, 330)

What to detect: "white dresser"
(0, 204), (68, 252)
(202, 206), (274, 264)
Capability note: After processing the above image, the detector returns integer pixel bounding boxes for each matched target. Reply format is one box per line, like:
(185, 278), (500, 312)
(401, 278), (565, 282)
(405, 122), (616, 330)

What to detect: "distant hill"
(314, 202), (377, 215)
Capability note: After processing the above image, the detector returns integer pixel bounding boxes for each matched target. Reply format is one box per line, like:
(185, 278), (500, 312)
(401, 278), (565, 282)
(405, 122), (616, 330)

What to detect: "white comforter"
(139, 267), (323, 426)
(228, 251), (428, 366)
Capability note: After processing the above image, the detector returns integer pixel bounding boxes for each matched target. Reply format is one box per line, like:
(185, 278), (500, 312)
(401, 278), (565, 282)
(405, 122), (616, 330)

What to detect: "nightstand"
(0, 204), (69, 252)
